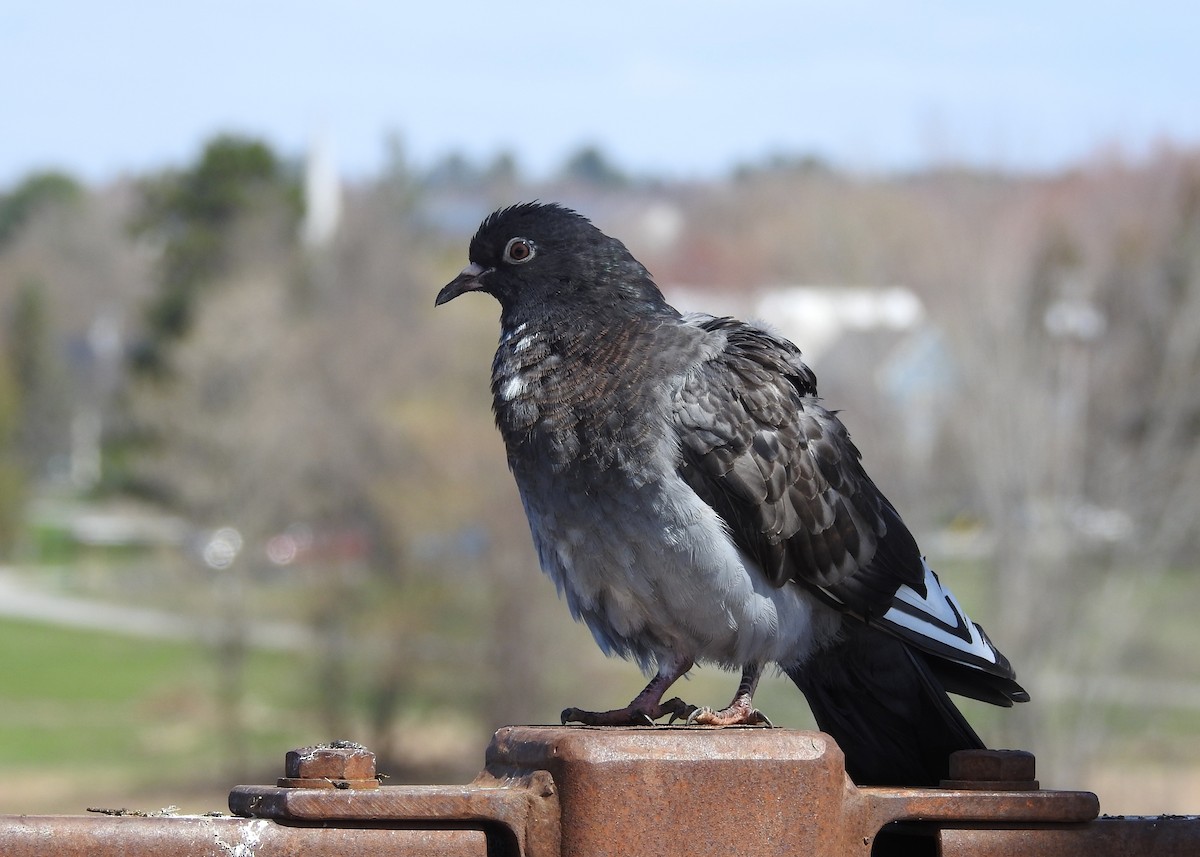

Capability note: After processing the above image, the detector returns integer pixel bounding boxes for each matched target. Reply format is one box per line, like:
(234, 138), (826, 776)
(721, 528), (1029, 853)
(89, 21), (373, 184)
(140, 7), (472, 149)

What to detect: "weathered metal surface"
(939, 816), (1200, 856)
(481, 725), (1100, 857)
(278, 741), (381, 789)
(488, 725), (851, 857)
(5, 727), (1198, 856)
(0, 814), (489, 857)
(231, 769), (559, 857)
(228, 726), (1103, 856)
(941, 748), (1039, 790)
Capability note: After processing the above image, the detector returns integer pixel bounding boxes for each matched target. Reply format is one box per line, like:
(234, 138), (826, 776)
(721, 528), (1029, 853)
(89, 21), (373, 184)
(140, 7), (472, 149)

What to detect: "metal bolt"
(278, 741), (380, 789)
(941, 748), (1039, 791)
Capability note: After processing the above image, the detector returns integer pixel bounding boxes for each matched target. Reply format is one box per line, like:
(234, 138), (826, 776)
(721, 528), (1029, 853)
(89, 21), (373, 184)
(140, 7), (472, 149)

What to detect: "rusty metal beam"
(939, 817), (1200, 856)
(0, 815), (491, 857)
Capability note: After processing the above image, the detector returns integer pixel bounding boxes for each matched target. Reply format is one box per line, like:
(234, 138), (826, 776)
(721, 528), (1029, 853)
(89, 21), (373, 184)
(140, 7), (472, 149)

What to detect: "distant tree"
(560, 145), (628, 187)
(925, 154), (1200, 786)
(129, 134), (301, 375)
(484, 151), (520, 186)
(425, 151), (480, 188)
(4, 277), (69, 472)
(0, 171), (82, 247)
(0, 354), (24, 555)
(7, 278), (52, 402)
(732, 151), (832, 181)
(379, 132), (422, 214)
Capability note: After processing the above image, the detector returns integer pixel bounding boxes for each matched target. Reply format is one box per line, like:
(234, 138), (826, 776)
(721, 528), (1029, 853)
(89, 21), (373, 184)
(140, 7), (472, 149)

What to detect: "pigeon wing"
(671, 316), (925, 618)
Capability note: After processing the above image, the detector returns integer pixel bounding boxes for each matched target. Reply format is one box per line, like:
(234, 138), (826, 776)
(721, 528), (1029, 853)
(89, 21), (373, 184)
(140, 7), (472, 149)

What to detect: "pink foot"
(685, 700), (772, 727)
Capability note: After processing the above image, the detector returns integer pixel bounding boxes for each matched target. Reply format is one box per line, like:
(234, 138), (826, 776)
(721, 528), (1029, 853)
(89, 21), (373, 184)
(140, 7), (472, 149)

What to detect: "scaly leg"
(562, 654), (695, 726)
(687, 663), (772, 726)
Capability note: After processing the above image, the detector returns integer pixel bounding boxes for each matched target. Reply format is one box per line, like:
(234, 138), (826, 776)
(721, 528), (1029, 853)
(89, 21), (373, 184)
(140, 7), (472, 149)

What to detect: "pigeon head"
(435, 202), (672, 319)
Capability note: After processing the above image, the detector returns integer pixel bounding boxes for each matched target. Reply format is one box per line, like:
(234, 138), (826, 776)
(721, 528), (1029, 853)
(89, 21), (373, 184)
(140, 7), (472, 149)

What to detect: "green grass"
(1, 619), (206, 706)
(0, 617), (317, 791)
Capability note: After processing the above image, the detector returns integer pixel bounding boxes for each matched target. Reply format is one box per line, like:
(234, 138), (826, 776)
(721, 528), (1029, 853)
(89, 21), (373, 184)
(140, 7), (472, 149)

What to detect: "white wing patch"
(500, 321), (528, 343)
(875, 558), (1007, 673)
(501, 375), (527, 401)
(513, 333), (539, 353)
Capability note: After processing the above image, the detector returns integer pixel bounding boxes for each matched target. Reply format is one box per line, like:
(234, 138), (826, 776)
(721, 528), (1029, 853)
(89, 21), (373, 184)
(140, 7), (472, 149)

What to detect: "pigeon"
(436, 202), (1028, 786)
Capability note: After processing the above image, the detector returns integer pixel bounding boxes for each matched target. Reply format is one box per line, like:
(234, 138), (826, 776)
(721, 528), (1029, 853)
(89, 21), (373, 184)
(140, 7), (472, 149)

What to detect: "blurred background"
(2, 0), (1199, 816)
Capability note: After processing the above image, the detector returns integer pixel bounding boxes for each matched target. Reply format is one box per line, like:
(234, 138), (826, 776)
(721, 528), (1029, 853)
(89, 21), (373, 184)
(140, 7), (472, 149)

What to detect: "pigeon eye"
(503, 237), (536, 264)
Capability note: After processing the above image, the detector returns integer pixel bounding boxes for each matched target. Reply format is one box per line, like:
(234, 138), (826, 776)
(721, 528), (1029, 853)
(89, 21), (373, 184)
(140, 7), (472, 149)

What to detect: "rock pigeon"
(436, 202), (1028, 786)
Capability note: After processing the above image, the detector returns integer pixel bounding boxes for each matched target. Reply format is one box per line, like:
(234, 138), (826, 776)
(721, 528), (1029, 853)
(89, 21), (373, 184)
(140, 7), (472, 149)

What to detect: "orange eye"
(503, 237), (535, 264)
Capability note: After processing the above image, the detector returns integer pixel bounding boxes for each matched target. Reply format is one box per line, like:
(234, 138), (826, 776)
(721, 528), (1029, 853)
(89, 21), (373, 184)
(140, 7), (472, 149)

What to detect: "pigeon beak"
(435, 262), (493, 306)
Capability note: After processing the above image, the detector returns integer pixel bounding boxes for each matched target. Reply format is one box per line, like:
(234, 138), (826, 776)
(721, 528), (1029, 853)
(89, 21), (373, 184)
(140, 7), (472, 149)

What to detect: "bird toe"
(663, 697), (699, 724)
(686, 705), (773, 727)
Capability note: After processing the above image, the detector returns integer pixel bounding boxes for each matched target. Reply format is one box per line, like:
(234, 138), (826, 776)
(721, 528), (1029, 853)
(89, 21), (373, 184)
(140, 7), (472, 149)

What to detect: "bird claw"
(685, 705), (773, 727)
(663, 697), (699, 724)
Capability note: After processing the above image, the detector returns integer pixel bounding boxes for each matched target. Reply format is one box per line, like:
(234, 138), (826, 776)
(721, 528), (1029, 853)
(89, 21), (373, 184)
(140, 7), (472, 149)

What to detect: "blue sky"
(3, 1), (1199, 185)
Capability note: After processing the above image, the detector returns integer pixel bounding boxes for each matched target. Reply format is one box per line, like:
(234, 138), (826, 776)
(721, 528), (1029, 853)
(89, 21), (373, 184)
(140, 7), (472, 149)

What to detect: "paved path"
(0, 569), (314, 652)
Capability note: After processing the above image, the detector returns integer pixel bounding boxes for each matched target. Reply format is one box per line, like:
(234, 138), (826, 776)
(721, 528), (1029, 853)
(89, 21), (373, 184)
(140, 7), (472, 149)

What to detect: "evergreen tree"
(129, 135), (301, 375)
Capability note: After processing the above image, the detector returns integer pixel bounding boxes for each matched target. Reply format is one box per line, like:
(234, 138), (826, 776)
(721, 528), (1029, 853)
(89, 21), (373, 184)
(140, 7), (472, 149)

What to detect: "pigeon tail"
(786, 622), (985, 787)
(872, 558), (1029, 708)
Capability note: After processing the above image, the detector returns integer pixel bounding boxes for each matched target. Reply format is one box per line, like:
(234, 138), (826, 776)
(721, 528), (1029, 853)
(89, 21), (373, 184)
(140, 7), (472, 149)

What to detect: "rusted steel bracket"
(230, 771), (560, 857)
(231, 726), (1101, 856)
(485, 726), (1098, 856)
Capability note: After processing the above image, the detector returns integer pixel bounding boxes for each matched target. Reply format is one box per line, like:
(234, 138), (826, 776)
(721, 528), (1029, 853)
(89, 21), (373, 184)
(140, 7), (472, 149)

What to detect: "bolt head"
(285, 742), (376, 781)
(949, 749), (1035, 782)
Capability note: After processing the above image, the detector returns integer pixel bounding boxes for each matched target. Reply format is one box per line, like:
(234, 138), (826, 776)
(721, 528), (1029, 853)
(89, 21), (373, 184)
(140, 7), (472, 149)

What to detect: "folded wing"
(671, 314), (1026, 705)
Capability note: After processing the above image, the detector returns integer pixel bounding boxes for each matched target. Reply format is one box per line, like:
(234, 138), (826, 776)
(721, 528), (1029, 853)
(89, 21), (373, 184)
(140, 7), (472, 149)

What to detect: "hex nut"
(285, 743), (376, 781)
(943, 749), (1039, 790)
